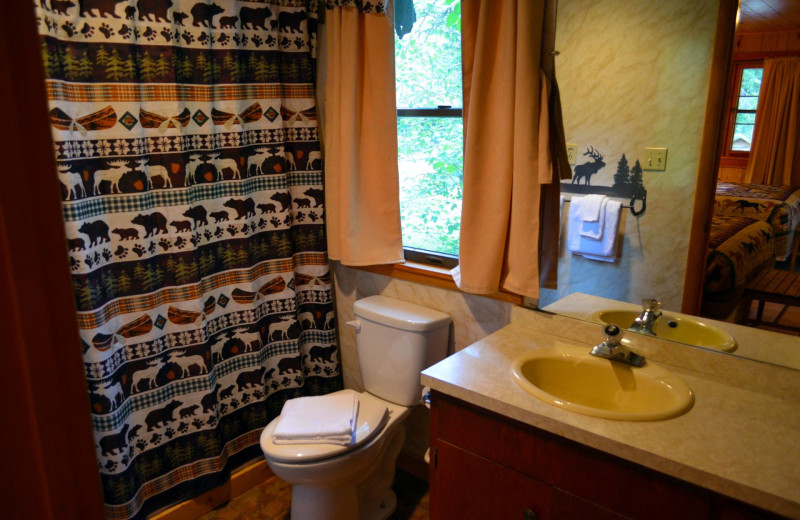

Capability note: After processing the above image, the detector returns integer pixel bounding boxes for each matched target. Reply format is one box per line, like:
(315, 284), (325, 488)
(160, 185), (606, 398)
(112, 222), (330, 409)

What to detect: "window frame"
(719, 49), (800, 167)
(396, 106), (463, 269)
(720, 59), (763, 167)
(374, 0), (521, 303)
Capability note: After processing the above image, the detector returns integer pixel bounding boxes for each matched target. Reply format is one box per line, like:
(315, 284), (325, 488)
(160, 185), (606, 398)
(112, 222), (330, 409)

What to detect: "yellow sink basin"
(512, 345), (694, 421)
(590, 309), (737, 353)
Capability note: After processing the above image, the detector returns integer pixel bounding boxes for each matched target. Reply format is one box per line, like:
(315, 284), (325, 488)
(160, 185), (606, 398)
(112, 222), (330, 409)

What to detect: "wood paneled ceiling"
(738, 0), (800, 33)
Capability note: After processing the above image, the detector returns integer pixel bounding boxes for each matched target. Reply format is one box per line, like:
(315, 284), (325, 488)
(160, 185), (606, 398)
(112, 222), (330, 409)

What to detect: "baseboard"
(396, 449), (429, 482)
(150, 459), (274, 520)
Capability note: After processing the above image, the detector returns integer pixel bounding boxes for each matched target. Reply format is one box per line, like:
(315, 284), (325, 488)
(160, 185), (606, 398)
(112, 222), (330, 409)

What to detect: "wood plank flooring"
(197, 469), (430, 520)
(744, 299), (800, 335)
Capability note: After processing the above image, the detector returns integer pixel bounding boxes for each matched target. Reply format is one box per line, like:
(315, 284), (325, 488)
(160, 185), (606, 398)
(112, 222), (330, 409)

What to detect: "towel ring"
(630, 194), (646, 217)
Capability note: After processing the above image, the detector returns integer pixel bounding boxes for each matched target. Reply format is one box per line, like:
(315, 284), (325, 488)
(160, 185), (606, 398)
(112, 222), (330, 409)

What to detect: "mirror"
(542, 292), (800, 371)
(538, 0), (800, 371)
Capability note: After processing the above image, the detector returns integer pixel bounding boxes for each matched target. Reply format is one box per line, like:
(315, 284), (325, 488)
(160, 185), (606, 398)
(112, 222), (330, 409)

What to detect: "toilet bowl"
(261, 389), (410, 520)
(260, 295), (451, 520)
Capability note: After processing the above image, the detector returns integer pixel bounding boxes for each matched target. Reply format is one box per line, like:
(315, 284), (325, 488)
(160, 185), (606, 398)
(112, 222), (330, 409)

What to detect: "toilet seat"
(261, 389), (401, 463)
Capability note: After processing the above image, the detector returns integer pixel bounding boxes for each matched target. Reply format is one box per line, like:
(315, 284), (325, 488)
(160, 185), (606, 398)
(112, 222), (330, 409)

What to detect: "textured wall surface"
(540, 0), (720, 311)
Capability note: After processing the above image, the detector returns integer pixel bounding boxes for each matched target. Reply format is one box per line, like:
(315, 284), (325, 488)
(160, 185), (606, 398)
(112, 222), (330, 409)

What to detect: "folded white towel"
(581, 194), (606, 222)
(272, 433), (355, 446)
(580, 196), (608, 240)
(273, 393), (359, 446)
(568, 198), (622, 262)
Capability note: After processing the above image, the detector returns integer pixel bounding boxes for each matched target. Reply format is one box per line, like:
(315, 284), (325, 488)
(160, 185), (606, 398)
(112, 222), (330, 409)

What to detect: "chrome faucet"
(628, 298), (662, 336)
(590, 324), (646, 367)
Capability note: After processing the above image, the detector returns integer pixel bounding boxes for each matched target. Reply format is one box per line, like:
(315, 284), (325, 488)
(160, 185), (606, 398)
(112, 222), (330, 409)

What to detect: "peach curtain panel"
(745, 57), (800, 186)
(322, 6), (405, 266)
(453, 0), (556, 298)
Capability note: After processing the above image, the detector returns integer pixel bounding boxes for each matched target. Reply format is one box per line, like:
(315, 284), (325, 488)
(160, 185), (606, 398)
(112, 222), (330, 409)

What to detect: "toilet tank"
(352, 295), (451, 406)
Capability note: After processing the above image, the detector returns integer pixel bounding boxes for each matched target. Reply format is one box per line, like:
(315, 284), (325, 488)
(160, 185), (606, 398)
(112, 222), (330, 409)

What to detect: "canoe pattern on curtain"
(35, 1), (341, 518)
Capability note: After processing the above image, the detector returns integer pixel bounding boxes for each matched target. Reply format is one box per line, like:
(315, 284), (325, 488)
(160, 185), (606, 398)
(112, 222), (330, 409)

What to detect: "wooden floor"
(197, 469), (430, 520)
(743, 299), (800, 335)
(732, 257), (800, 335)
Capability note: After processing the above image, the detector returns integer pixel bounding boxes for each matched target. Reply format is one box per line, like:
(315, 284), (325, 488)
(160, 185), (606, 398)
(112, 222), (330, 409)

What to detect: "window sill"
(351, 261), (523, 305)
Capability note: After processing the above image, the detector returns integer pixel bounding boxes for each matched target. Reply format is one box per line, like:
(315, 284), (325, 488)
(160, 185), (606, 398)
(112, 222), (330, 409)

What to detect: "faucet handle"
(591, 324), (645, 366)
(641, 298), (661, 314)
(603, 324), (623, 347)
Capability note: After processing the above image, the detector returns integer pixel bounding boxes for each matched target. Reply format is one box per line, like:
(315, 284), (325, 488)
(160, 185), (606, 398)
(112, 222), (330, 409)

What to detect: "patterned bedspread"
(714, 182), (800, 261)
(705, 215), (775, 296)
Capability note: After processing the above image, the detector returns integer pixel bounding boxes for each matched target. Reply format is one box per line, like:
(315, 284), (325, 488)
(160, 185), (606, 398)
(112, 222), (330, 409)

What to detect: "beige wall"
(539, 0), (720, 311)
(332, 263), (514, 460)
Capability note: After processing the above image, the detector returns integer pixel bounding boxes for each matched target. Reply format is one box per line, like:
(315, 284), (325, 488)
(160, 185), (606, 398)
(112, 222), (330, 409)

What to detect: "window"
(395, 0), (462, 268)
(724, 62), (763, 155)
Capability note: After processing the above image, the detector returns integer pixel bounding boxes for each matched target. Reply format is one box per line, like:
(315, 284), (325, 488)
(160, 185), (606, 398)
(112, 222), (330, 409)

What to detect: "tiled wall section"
(539, 0), (720, 311)
(332, 263), (514, 459)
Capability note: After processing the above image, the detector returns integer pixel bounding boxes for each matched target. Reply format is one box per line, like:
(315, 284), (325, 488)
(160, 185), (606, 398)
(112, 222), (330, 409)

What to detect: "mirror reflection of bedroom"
(703, 1), (800, 335)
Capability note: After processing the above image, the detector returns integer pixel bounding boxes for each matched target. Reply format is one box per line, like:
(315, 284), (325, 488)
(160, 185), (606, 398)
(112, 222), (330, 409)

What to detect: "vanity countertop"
(421, 320), (800, 519)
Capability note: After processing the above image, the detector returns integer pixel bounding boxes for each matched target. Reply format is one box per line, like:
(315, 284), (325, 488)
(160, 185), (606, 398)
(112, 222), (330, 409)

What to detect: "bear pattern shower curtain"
(35, 1), (341, 518)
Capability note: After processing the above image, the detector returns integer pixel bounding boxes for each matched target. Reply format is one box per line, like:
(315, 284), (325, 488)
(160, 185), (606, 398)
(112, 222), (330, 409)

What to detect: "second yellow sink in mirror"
(590, 309), (737, 353)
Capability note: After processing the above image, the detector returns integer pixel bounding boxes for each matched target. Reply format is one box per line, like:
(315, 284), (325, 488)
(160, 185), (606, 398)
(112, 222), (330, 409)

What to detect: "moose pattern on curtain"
(36, 1), (340, 518)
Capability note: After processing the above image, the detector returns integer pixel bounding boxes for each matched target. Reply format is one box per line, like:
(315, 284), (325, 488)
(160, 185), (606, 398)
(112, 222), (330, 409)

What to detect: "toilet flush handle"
(345, 320), (361, 332)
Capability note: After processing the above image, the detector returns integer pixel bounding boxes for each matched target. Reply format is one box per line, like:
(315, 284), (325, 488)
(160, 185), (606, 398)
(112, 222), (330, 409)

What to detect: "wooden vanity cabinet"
(435, 441), (553, 519)
(429, 392), (785, 520)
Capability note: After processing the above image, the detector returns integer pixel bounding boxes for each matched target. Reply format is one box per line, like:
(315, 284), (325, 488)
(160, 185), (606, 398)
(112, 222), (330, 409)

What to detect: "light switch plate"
(644, 147), (668, 171)
(566, 143), (578, 164)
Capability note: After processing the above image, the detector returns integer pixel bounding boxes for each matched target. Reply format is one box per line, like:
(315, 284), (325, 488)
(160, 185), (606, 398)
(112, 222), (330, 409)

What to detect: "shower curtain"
(35, 1), (341, 518)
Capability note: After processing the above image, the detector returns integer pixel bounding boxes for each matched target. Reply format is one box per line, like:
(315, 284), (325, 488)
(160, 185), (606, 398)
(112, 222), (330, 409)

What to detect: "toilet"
(260, 295), (451, 520)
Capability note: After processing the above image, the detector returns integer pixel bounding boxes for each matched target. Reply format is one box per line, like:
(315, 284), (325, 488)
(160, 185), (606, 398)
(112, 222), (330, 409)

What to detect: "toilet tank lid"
(354, 295), (451, 332)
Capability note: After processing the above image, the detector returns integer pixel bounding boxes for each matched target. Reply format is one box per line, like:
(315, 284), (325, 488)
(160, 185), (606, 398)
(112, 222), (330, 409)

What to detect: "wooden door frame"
(682, 0), (740, 315)
(0, 3), (105, 519)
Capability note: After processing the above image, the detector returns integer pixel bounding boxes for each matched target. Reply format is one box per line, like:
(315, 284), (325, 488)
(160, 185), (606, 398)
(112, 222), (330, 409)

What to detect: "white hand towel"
(273, 393), (359, 446)
(580, 196), (608, 240)
(567, 197), (584, 251)
(580, 194), (606, 221)
(568, 199), (622, 262)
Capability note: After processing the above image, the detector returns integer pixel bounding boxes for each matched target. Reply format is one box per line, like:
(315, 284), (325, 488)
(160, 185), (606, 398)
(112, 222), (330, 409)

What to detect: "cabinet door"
(431, 441), (551, 520)
(711, 499), (787, 520)
(551, 489), (631, 520)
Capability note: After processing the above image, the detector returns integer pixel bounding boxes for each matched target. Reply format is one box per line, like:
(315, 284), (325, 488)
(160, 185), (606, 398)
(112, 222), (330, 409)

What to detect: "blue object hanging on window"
(395, 0), (417, 39)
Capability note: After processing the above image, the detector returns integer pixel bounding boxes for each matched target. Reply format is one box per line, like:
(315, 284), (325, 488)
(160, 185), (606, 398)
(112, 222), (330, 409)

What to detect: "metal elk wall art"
(562, 146), (648, 201)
